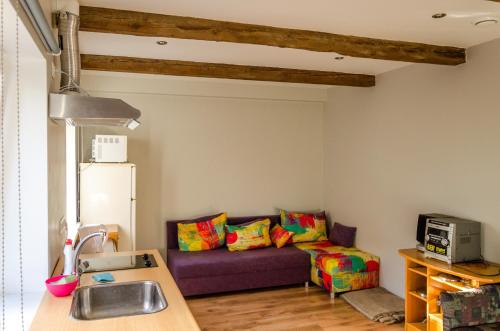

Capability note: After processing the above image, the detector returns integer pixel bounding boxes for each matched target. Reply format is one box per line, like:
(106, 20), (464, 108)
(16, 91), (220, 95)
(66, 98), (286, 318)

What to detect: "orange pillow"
(270, 224), (294, 248)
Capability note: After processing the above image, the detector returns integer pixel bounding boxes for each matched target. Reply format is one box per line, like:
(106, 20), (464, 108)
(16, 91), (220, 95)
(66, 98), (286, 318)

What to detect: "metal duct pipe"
(50, 4), (142, 129)
(57, 11), (80, 92)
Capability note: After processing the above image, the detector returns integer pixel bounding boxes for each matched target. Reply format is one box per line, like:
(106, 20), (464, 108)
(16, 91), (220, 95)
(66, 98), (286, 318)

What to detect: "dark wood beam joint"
(81, 54), (375, 87)
(80, 6), (466, 66)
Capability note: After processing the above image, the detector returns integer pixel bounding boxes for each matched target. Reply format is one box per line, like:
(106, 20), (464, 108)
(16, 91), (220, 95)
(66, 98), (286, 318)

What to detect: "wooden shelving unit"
(409, 290), (427, 302)
(400, 249), (500, 331)
(428, 313), (443, 331)
(429, 276), (471, 291)
(407, 322), (427, 331)
(409, 266), (427, 277)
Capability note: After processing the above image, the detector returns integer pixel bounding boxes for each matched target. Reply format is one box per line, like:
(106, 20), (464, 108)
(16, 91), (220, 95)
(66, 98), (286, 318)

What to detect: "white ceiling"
(79, 33), (409, 75)
(79, 0), (500, 77)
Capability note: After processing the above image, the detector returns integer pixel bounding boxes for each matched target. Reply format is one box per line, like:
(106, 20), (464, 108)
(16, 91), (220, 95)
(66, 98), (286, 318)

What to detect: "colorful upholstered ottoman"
(294, 241), (379, 300)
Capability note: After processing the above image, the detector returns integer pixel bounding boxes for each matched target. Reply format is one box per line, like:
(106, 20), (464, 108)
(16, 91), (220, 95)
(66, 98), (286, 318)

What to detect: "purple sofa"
(166, 215), (311, 296)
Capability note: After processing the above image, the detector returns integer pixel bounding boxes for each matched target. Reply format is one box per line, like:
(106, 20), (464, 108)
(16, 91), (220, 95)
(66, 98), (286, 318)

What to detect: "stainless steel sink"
(70, 280), (168, 320)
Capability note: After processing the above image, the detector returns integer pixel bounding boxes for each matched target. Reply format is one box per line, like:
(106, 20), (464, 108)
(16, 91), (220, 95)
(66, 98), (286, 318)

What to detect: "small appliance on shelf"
(416, 213), (451, 252)
(91, 134), (127, 163)
(416, 213), (482, 264)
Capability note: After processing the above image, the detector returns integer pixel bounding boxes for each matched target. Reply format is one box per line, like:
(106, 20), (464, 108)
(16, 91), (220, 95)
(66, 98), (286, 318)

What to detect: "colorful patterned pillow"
(280, 210), (328, 243)
(225, 218), (272, 252)
(270, 224), (294, 248)
(441, 285), (500, 331)
(177, 213), (227, 251)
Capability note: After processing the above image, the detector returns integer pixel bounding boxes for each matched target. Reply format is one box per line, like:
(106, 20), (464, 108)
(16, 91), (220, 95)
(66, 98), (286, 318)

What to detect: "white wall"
(325, 38), (500, 297)
(80, 38), (500, 300)
(80, 72), (326, 253)
(47, 122), (66, 275)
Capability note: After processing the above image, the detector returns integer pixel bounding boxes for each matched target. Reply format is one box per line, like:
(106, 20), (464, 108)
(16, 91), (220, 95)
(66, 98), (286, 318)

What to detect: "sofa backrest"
(165, 215), (281, 250)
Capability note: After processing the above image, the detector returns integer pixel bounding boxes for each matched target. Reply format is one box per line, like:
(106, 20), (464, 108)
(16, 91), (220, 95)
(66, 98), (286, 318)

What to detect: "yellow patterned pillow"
(281, 210), (328, 243)
(177, 213), (227, 251)
(225, 219), (272, 252)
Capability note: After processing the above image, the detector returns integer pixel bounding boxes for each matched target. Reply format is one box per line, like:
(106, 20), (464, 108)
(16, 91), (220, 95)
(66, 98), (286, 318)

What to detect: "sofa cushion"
(329, 222), (357, 248)
(280, 209), (328, 243)
(167, 245), (310, 279)
(175, 266), (310, 297)
(166, 215), (281, 250)
(295, 241), (380, 274)
(225, 218), (272, 252)
(270, 224), (294, 248)
(295, 241), (380, 293)
(177, 213), (227, 251)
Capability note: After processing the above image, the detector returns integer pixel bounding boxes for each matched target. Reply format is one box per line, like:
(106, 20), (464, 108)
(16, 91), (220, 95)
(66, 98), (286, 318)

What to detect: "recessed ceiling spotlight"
(474, 17), (498, 27)
(334, 56), (345, 60)
(432, 13), (447, 19)
(156, 40), (168, 45)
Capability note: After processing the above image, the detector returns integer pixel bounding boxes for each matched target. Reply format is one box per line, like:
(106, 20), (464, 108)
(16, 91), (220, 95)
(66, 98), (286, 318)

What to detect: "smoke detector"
(473, 17), (499, 27)
(432, 13), (447, 19)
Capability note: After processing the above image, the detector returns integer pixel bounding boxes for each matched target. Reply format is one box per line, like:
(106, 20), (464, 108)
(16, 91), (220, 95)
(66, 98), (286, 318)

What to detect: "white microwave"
(91, 135), (127, 163)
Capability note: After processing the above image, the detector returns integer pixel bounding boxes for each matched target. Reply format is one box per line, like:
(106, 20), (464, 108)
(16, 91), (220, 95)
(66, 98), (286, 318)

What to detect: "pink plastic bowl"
(45, 275), (78, 297)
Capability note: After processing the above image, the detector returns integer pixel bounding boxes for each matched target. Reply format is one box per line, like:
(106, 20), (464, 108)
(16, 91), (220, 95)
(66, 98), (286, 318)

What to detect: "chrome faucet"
(73, 229), (107, 285)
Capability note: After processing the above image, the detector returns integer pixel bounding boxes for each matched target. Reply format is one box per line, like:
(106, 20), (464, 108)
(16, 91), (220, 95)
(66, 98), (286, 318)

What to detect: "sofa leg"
(305, 281), (309, 289)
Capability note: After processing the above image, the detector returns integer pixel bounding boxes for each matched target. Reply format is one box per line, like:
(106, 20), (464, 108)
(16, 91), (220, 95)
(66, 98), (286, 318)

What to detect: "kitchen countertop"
(30, 249), (200, 331)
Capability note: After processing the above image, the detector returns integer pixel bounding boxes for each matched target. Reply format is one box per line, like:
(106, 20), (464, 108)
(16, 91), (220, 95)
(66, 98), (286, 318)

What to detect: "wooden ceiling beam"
(79, 6), (465, 66)
(81, 54), (375, 87)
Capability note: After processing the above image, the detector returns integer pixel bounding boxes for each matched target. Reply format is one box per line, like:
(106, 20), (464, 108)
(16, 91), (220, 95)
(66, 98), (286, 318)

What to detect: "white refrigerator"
(79, 163), (136, 252)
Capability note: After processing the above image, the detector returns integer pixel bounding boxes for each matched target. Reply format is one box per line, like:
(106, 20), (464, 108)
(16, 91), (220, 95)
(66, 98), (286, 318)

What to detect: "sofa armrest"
(440, 285), (500, 331)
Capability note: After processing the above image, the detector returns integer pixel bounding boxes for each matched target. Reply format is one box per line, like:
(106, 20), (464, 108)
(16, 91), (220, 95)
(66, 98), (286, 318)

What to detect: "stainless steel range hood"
(49, 10), (141, 129)
(49, 93), (141, 130)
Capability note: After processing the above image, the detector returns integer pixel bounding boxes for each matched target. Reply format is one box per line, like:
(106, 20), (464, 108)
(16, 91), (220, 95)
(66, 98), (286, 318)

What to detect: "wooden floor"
(187, 285), (404, 331)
